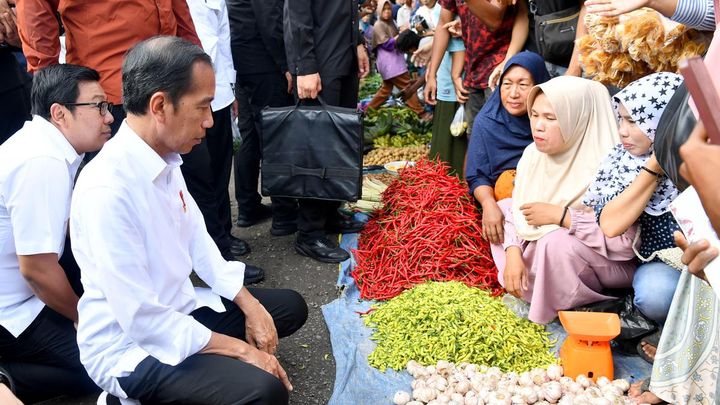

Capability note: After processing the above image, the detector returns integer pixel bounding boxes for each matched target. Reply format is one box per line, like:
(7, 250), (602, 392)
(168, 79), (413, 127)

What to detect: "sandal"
(637, 329), (662, 364)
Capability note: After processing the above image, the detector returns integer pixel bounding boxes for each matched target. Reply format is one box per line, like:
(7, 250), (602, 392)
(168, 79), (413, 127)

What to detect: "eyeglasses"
(63, 101), (113, 116)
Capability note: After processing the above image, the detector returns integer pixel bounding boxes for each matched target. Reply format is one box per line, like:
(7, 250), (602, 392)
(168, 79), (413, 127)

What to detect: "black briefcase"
(260, 97), (363, 201)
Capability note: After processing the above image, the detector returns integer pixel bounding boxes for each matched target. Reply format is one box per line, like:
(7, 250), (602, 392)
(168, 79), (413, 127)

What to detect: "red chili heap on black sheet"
(351, 158), (503, 300)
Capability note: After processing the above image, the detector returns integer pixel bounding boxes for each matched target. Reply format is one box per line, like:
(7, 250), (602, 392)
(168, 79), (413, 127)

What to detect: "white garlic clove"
(546, 365), (564, 381)
(595, 376), (611, 388)
(610, 379), (630, 393)
(575, 374), (591, 389)
(394, 390), (412, 405)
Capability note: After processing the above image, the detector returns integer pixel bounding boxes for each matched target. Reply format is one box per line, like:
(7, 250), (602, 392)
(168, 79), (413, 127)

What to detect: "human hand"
(296, 73), (322, 99)
(674, 231), (718, 283)
(584, 0), (649, 16)
(411, 42), (433, 67)
(231, 99), (238, 119)
(452, 76), (468, 104)
(357, 45), (370, 79)
(285, 72), (293, 94)
(481, 200), (505, 244)
(423, 75), (437, 105)
(520, 203), (564, 227)
(245, 300), (279, 355)
(504, 247), (528, 299)
(488, 60), (507, 92)
(443, 19), (462, 37)
(0, 9), (19, 48)
(243, 347), (293, 391)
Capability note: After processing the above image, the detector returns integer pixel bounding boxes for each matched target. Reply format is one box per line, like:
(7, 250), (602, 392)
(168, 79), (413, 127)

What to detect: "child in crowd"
(490, 76), (636, 324)
(367, 0), (429, 118)
(583, 72), (684, 362)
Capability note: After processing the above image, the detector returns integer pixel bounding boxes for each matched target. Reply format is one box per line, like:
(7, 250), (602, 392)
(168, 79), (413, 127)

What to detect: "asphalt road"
(40, 198), (339, 405)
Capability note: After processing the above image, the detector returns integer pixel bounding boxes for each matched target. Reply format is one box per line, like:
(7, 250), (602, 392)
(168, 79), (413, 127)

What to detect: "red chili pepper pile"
(351, 158), (503, 300)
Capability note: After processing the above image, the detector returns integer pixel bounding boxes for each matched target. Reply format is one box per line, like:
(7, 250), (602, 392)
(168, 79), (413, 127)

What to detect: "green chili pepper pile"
(364, 281), (557, 372)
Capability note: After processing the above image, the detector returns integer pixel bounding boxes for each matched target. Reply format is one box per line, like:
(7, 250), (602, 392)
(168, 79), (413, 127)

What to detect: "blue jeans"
(633, 261), (681, 325)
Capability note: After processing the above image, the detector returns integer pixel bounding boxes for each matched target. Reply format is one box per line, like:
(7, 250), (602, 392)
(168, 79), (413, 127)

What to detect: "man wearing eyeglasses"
(0, 63), (112, 403)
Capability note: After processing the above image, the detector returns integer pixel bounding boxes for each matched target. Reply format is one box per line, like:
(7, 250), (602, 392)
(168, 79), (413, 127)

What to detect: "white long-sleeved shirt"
(70, 122), (245, 398)
(0, 116), (83, 337)
(187, 0), (236, 111)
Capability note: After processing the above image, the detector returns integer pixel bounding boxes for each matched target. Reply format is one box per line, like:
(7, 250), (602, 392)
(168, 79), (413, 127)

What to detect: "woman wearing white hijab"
(490, 76), (636, 324)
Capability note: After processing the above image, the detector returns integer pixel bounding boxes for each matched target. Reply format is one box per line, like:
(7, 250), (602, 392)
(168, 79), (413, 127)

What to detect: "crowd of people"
(0, 0), (718, 404)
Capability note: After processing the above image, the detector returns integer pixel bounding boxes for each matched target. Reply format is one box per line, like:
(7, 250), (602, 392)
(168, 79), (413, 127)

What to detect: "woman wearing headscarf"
(466, 51), (550, 244)
(491, 76), (636, 324)
(583, 72), (684, 362)
(366, 0), (428, 118)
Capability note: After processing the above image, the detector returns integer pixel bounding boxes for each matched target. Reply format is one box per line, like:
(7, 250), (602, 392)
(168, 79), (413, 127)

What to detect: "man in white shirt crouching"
(0, 64), (113, 402)
(70, 36), (308, 405)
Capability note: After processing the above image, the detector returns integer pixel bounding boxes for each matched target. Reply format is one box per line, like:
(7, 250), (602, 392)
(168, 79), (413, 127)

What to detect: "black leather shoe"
(294, 237), (350, 263)
(325, 217), (365, 234)
(236, 204), (273, 228)
(243, 264), (265, 285)
(229, 235), (251, 256)
(270, 221), (298, 236)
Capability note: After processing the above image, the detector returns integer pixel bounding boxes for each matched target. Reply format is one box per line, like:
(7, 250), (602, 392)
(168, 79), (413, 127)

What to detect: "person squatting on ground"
(0, 64), (113, 403)
(69, 36), (308, 404)
(490, 76), (637, 324)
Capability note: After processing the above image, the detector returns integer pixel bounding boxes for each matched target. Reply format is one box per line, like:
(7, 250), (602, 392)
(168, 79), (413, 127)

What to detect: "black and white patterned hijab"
(583, 72), (683, 216)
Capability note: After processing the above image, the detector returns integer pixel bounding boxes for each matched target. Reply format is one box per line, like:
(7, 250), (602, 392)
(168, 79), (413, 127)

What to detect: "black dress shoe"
(294, 237), (350, 263)
(243, 264), (265, 285)
(325, 217), (365, 234)
(236, 204), (273, 228)
(229, 235), (251, 256)
(270, 220), (298, 236)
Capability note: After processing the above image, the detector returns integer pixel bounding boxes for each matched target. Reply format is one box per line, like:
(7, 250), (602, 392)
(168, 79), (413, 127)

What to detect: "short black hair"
(396, 30), (421, 54)
(122, 36), (212, 115)
(30, 64), (100, 120)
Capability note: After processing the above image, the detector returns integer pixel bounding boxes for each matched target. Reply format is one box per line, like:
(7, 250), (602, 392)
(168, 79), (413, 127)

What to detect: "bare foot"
(640, 341), (657, 360)
(629, 380), (664, 404)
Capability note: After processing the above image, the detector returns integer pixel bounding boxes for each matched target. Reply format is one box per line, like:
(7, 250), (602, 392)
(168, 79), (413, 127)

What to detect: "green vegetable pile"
(359, 74), (383, 100)
(365, 107), (432, 148)
(363, 281), (557, 372)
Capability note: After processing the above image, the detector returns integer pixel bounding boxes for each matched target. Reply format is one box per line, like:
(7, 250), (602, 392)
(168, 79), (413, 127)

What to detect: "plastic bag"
(449, 106), (467, 137)
(575, 291), (658, 355)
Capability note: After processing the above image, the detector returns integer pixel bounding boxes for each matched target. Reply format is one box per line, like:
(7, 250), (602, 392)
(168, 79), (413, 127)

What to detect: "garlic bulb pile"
(392, 360), (636, 405)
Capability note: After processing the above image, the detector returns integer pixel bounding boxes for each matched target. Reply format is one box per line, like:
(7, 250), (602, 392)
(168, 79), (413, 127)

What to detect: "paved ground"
(41, 197), (339, 405)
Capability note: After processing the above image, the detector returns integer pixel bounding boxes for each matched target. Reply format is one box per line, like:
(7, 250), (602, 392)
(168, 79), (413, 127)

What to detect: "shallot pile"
(393, 361), (636, 405)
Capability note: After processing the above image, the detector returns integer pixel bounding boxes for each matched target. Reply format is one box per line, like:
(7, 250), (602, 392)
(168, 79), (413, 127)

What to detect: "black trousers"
(0, 82), (31, 145)
(296, 74), (359, 241)
(0, 238), (95, 403)
(114, 288), (308, 405)
(234, 72), (297, 221)
(181, 105), (234, 254)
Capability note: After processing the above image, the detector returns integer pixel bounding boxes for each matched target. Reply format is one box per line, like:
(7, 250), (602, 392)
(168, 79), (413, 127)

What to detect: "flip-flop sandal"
(637, 329), (662, 364)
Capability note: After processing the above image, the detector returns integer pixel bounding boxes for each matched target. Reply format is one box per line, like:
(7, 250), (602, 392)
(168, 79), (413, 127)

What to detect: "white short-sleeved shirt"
(187, 0), (236, 112)
(0, 116), (83, 337)
(71, 122), (246, 398)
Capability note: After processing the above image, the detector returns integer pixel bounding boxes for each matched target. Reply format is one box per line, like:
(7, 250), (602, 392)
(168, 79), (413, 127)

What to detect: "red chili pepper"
(350, 158), (503, 300)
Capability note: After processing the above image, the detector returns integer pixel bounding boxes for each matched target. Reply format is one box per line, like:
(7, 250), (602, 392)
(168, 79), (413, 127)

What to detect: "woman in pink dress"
(490, 76), (636, 324)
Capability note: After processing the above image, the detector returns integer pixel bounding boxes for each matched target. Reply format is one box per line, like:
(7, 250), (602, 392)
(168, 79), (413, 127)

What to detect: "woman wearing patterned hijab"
(583, 72), (684, 362)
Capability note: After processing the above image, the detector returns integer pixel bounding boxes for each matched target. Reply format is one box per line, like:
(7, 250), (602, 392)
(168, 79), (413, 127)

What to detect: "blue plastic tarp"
(322, 233), (652, 405)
